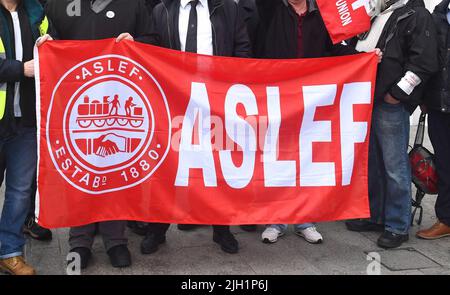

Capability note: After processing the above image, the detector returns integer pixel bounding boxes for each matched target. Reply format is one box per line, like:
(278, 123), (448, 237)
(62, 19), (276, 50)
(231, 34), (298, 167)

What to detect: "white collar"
(180, 0), (207, 9)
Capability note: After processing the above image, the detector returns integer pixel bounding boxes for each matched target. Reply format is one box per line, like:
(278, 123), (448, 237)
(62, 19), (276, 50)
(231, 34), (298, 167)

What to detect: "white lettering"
(300, 85), (337, 187)
(219, 84), (257, 189)
(263, 87), (296, 187)
(340, 82), (371, 185)
(175, 82), (217, 187)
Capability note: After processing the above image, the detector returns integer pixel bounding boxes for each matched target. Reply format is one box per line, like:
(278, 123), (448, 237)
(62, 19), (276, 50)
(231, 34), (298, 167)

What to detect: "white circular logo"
(47, 55), (171, 194)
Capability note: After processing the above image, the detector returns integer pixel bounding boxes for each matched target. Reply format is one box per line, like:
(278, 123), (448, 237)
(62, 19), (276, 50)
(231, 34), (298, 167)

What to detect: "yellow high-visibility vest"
(0, 37), (6, 120)
(0, 16), (49, 120)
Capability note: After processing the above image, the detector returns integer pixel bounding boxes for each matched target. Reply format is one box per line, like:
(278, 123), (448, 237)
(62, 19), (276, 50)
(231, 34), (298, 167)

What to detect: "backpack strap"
(413, 112), (427, 148)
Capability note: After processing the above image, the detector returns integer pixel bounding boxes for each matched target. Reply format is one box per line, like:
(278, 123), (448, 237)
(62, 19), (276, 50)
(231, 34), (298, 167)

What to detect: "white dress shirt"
(11, 11), (23, 117)
(179, 0), (213, 55)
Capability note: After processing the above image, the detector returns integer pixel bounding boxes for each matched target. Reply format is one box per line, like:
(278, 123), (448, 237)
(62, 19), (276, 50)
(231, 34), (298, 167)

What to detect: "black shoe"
(141, 232), (166, 255)
(377, 231), (409, 249)
(23, 216), (53, 241)
(127, 221), (149, 236)
(240, 225), (257, 232)
(107, 245), (131, 268)
(213, 231), (239, 254)
(69, 247), (92, 270)
(345, 219), (384, 232)
(177, 224), (199, 231)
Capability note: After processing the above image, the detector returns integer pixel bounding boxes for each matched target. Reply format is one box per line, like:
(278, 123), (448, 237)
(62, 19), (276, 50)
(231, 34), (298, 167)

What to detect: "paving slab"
(419, 267), (450, 275)
(371, 248), (441, 271)
(234, 232), (323, 275)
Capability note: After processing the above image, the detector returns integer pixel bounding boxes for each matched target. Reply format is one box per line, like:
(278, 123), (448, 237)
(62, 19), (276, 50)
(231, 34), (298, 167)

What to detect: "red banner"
(36, 39), (377, 228)
(317, 0), (372, 44)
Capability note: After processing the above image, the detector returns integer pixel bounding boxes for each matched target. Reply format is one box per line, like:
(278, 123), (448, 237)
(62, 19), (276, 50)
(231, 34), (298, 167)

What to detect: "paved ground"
(1, 127), (449, 275)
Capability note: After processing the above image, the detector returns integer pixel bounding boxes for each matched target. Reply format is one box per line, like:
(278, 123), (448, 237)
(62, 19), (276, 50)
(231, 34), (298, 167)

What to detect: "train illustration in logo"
(72, 95), (148, 158)
(76, 95), (144, 129)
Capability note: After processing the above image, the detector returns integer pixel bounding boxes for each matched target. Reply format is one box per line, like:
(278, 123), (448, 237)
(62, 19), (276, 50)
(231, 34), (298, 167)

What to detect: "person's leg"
(267, 224), (288, 233)
(68, 224), (96, 269)
(373, 102), (411, 247)
(346, 117), (386, 232)
(140, 223), (170, 254)
(368, 122), (387, 226)
(429, 111), (450, 226)
(99, 221), (130, 268)
(239, 225), (257, 232)
(146, 223), (171, 236)
(69, 224), (97, 251)
(417, 111), (450, 239)
(0, 127), (37, 259)
(212, 225), (238, 254)
(22, 177), (52, 241)
(294, 223), (314, 231)
(212, 225), (233, 234)
(127, 221), (149, 236)
(98, 221), (128, 251)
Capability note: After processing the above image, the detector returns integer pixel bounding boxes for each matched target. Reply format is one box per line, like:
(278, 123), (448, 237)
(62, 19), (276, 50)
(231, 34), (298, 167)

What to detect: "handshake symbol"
(93, 134), (128, 158)
(75, 133), (140, 158)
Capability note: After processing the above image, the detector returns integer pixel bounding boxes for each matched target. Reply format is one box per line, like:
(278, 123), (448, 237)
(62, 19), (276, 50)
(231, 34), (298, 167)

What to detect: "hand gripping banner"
(35, 39), (377, 228)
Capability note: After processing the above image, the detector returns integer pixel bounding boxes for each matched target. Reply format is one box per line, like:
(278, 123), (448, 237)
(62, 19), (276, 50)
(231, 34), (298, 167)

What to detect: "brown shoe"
(416, 221), (450, 240)
(0, 256), (36, 275)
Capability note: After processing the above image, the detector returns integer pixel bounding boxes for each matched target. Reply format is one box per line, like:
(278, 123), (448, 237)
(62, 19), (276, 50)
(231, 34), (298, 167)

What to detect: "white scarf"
(447, 3), (450, 25)
(356, 0), (409, 52)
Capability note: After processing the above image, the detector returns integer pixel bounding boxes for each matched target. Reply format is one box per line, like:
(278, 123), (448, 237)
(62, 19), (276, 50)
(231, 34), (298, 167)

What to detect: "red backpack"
(408, 112), (438, 225)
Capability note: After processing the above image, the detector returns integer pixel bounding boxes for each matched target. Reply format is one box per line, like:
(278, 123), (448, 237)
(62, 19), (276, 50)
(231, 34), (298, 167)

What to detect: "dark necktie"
(185, 0), (199, 53)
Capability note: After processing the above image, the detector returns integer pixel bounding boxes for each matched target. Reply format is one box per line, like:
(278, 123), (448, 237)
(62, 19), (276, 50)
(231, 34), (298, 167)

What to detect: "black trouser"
(69, 221), (128, 251)
(428, 110), (450, 226)
(147, 223), (231, 236)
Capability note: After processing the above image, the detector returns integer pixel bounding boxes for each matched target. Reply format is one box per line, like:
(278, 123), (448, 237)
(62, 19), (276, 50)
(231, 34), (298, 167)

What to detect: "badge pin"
(106, 11), (115, 19)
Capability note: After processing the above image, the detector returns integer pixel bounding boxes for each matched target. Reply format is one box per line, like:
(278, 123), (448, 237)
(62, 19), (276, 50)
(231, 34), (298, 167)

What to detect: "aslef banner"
(36, 39), (377, 228)
(316, 0), (372, 44)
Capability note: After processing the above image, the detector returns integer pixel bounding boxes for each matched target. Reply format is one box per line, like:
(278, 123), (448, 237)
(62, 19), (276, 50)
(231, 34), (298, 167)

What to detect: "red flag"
(316, 0), (372, 44)
(35, 39), (377, 228)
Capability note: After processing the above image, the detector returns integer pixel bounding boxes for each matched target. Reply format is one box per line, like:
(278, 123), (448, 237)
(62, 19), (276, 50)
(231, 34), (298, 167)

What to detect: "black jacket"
(238, 0), (260, 56)
(145, 0), (160, 15)
(151, 0), (251, 57)
(45, 0), (157, 43)
(0, 0), (48, 137)
(425, 0), (450, 113)
(255, 0), (357, 59)
(372, 0), (439, 113)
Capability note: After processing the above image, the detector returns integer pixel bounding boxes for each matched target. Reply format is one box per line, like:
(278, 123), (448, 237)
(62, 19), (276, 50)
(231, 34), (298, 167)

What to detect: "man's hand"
(24, 60), (35, 78)
(372, 48), (383, 63)
(384, 93), (400, 105)
(36, 34), (53, 47)
(116, 33), (134, 43)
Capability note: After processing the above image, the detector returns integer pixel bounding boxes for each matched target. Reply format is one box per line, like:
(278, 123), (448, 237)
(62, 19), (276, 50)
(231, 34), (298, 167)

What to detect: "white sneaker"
(261, 227), (284, 244)
(295, 226), (323, 244)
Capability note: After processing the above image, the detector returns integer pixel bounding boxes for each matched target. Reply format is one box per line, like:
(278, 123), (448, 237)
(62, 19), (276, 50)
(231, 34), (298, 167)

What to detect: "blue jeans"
(368, 102), (411, 235)
(268, 223), (315, 233)
(0, 127), (37, 259)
